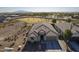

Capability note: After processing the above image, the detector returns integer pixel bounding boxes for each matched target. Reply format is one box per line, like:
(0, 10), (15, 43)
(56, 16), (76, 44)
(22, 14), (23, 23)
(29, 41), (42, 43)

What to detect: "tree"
(66, 18), (71, 23)
(52, 19), (56, 24)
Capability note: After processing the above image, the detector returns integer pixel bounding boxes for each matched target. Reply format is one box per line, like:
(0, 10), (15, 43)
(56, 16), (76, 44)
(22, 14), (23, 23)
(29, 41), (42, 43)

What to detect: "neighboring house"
(55, 22), (79, 51)
(54, 22), (72, 37)
(55, 22), (71, 33)
(68, 24), (79, 51)
(55, 22), (79, 37)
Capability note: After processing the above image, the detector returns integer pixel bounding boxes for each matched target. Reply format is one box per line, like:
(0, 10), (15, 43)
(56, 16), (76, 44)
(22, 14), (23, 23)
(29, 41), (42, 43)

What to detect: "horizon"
(0, 7), (79, 13)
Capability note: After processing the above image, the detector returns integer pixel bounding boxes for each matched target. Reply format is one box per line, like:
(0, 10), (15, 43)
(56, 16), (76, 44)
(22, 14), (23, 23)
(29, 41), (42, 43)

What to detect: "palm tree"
(64, 29), (72, 41)
(63, 29), (72, 51)
(66, 18), (73, 34)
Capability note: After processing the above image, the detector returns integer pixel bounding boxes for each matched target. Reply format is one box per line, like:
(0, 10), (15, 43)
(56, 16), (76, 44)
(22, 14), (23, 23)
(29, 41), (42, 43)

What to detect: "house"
(24, 23), (63, 51)
(28, 23), (59, 42)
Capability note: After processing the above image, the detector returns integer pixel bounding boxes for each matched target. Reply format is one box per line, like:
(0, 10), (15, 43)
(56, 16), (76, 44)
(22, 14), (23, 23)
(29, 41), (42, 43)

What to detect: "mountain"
(14, 10), (32, 13)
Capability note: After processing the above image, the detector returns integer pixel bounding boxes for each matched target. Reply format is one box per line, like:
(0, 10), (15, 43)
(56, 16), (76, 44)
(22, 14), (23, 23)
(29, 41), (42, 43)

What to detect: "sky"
(0, 7), (79, 12)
